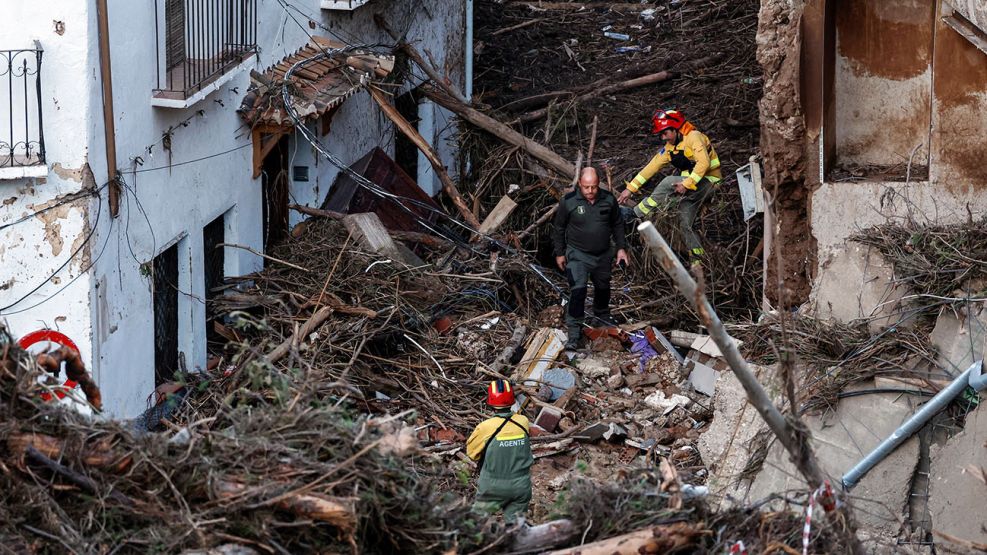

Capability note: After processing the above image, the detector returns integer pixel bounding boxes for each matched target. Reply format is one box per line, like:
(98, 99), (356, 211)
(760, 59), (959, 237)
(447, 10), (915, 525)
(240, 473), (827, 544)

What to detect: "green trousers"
(473, 475), (532, 522)
(633, 175), (715, 258)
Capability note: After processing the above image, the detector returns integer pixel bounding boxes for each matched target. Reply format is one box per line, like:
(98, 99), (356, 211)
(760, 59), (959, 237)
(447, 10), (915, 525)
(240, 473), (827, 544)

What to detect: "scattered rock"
(575, 354), (611, 379)
(606, 374), (625, 389)
(643, 390), (692, 413)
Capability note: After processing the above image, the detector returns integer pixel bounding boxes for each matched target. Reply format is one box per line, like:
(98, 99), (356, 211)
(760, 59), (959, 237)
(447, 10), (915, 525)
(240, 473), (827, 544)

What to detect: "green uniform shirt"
(552, 188), (626, 257)
(467, 412), (533, 480)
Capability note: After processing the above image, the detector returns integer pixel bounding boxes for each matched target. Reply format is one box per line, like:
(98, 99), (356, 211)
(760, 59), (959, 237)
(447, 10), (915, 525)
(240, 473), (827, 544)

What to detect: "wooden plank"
(477, 195), (518, 236)
(341, 212), (421, 266)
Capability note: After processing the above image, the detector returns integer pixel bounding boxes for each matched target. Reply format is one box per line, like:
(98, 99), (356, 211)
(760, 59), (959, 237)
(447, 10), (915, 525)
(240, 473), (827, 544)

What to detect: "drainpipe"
(465, 0), (473, 101)
(842, 360), (987, 490)
(95, 0), (120, 216)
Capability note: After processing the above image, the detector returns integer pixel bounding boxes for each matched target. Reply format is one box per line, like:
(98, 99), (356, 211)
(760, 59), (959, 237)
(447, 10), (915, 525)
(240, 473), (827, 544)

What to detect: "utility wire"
(272, 14), (569, 299)
(0, 183), (109, 314)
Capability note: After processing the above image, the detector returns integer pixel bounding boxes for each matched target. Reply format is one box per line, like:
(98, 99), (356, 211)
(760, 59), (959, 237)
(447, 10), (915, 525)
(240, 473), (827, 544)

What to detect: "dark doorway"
(153, 242), (179, 386)
(261, 135), (291, 252)
(203, 213), (225, 349)
(394, 89), (421, 182)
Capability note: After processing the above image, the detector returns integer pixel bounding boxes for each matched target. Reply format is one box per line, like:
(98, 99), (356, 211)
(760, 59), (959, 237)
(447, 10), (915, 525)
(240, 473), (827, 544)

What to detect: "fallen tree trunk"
(421, 85), (576, 177)
(368, 86), (480, 230)
(214, 479), (357, 536)
(516, 71), (675, 124)
(512, 519), (578, 553)
(545, 522), (706, 555)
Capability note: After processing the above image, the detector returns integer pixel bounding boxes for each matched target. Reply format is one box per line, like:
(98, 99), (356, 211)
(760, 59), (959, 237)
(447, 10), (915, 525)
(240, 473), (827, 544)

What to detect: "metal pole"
(34, 43), (45, 164)
(842, 360), (985, 490)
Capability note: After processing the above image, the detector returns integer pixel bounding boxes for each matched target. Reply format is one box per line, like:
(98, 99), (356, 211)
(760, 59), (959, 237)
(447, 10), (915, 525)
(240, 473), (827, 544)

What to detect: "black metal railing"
(1, 45), (45, 168)
(154, 0), (258, 99)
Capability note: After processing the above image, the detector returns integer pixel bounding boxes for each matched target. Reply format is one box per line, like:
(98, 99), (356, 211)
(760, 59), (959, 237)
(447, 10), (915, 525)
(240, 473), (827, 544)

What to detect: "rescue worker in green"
(553, 166), (629, 350)
(617, 109), (722, 265)
(467, 379), (533, 522)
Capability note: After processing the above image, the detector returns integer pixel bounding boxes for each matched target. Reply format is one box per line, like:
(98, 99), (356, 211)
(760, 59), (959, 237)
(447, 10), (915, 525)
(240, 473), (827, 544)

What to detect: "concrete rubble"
(745, 384), (922, 538)
(930, 302), (987, 375)
(812, 244), (911, 333)
(928, 400), (987, 545)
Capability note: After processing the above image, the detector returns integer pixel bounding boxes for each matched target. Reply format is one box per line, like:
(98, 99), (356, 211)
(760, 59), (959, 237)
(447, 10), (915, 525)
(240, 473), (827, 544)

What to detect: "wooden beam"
(516, 72), (674, 123)
(421, 85), (576, 178)
(368, 86), (481, 229)
(477, 195), (518, 236)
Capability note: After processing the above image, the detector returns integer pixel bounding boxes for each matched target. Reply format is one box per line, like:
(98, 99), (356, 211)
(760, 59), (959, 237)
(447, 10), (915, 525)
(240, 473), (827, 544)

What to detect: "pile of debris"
(0, 211), (857, 553)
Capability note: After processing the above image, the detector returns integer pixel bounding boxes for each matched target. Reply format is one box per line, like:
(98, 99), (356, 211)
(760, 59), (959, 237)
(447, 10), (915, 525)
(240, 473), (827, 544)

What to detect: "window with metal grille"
(154, 0), (258, 101)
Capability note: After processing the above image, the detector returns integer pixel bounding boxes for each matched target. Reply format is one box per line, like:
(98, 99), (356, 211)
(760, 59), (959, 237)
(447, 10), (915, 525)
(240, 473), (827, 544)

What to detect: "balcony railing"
(1, 45), (45, 168)
(154, 0), (258, 100)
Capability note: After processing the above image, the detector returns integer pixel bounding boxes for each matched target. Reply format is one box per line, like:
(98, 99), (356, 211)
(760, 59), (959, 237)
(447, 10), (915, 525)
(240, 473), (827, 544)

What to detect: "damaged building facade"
(754, 0), (987, 545)
(0, 0), (471, 417)
(761, 0), (987, 317)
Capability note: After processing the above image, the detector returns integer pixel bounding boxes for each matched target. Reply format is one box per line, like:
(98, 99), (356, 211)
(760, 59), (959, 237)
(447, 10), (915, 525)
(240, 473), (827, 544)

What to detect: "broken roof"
(238, 37), (395, 128)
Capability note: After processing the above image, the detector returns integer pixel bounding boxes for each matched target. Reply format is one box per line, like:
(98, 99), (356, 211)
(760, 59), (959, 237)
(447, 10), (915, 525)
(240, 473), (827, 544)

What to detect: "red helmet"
(652, 109), (686, 135)
(487, 379), (515, 408)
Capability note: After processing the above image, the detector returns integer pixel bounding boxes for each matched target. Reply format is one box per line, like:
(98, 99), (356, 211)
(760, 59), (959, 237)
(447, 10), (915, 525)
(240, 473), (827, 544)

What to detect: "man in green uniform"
(553, 167), (629, 350)
(467, 379), (533, 522)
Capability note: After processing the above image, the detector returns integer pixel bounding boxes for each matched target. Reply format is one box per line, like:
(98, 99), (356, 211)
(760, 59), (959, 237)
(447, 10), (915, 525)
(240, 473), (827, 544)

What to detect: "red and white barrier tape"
(802, 480), (838, 555)
(728, 540), (747, 554)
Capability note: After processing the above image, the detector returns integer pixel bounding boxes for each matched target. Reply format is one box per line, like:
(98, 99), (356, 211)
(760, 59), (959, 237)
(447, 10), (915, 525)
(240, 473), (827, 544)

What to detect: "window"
(203, 213), (226, 349)
(153, 242), (180, 386)
(154, 0), (258, 104)
(0, 45), (45, 176)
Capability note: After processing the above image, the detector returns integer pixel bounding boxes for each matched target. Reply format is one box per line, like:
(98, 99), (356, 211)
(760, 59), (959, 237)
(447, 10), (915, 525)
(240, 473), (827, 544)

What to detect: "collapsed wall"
(755, 0), (987, 547)
(756, 0), (815, 308)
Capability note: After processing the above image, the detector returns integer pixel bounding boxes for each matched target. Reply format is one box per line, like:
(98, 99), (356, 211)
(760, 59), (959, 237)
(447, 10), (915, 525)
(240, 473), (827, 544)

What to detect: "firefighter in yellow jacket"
(617, 109), (722, 265)
(467, 379), (533, 522)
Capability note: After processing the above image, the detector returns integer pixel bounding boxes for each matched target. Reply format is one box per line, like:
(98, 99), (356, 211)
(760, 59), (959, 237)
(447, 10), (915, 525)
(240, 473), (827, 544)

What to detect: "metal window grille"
(0, 44), (45, 168)
(154, 0), (258, 99)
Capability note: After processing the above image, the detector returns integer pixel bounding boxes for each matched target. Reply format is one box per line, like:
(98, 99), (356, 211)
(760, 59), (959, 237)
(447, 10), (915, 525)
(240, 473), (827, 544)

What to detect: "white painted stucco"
(2, 0), (469, 418)
(0, 0), (98, 386)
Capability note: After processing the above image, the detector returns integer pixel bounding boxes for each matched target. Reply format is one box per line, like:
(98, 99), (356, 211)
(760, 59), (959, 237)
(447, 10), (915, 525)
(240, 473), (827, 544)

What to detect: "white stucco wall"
(0, 1), (98, 379)
(2, 0), (468, 418)
(85, 1), (318, 417)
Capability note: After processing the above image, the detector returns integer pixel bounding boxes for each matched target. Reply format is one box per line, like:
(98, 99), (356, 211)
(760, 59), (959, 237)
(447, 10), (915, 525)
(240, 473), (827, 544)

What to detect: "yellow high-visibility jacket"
(626, 123), (722, 193)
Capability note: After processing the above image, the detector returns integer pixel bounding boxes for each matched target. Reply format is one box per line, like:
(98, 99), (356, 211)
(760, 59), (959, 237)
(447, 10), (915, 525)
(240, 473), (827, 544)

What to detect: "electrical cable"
(274, 33), (569, 298)
(0, 182), (109, 315)
(132, 142), (252, 174)
(837, 388), (934, 399)
(0, 187), (100, 233)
